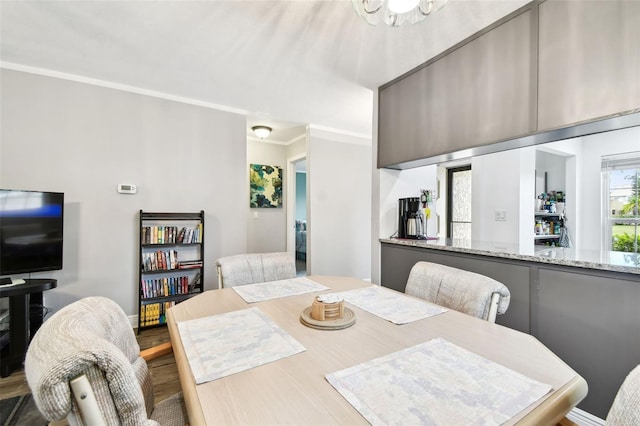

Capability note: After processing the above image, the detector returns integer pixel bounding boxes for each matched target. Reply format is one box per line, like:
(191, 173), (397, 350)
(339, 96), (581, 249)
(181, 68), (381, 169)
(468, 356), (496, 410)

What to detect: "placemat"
(326, 337), (552, 425)
(177, 307), (305, 384)
(232, 277), (329, 303)
(336, 285), (447, 324)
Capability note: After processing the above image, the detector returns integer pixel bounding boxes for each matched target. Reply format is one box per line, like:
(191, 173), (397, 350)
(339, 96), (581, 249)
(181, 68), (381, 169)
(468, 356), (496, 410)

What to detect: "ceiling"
(0, 0), (528, 144)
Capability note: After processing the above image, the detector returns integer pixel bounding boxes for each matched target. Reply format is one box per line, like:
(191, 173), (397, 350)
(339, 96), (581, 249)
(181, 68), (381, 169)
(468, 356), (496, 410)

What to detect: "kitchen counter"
(380, 237), (640, 275)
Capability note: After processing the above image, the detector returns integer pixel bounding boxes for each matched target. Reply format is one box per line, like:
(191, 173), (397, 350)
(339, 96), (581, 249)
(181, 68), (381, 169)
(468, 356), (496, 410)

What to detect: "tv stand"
(0, 279), (57, 377)
(0, 277), (26, 287)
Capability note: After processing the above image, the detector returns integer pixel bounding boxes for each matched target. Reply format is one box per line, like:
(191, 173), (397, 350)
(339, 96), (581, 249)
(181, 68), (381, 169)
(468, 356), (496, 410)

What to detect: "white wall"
(308, 127), (371, 279)
(247, 140), (288, 253)
(472, 149), (531, 245)
(536, 150), (567, 195)
(379, 166), (438, 240)
(285, 137), (308, 255)
(376, 147), (536, 258)
(0, 69), (247, 315)
(286, 138), (306, 160)
(536, 127), (639, 251)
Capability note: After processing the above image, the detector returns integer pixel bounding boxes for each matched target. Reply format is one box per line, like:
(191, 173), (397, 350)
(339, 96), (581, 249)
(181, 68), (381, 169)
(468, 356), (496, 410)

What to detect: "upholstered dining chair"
(25, 296), (187, 426)
(216, 251), (296, 288)
(605, 364), (640, 424)
(405, 261), (511, 323)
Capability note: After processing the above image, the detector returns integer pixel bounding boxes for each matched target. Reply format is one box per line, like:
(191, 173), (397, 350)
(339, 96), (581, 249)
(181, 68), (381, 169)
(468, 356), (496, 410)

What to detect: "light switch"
(495, 210), (506, 221)
(253, 211), (259, 220)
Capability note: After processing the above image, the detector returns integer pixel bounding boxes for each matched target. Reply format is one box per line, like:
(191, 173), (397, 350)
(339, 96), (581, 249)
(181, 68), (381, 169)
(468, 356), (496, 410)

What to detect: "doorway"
(447, 165), (472, 240)
(287, 155), (307, 276)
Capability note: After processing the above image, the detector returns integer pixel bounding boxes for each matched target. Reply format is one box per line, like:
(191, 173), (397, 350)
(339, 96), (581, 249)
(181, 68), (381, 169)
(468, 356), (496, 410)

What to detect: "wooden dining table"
(167, 275), (587, 425)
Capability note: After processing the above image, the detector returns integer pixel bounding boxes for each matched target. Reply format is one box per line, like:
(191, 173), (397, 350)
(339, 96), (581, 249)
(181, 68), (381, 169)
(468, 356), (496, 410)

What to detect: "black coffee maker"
(398, 197), (426, 239)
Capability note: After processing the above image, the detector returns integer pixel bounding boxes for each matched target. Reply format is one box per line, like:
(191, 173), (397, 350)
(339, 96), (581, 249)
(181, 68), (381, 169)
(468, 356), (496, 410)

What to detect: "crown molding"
(0, 61), (248, 116)
(1, 62), (371, 144)
(308, 124), (371, 145)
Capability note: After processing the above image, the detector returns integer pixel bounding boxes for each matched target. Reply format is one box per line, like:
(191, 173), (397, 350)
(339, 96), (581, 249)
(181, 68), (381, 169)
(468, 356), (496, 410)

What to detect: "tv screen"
(0, 189), (64, 276)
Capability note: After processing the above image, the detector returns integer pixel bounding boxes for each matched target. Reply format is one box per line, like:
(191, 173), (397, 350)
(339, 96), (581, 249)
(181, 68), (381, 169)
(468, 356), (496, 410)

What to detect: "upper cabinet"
(378, 0), (640, 170)
(378, 10), (534, 168)
(537, 1), (640, 131)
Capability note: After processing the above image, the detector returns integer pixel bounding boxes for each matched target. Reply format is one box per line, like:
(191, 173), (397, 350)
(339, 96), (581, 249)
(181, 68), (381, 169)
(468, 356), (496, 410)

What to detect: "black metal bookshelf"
(138, 210), (204, 332)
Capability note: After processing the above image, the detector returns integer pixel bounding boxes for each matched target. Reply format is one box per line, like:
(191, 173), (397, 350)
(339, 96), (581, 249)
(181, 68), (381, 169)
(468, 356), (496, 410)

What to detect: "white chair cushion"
(405, 262), (510, 321)
(216, 252), (296, 287)
(607, 364), (640, 425)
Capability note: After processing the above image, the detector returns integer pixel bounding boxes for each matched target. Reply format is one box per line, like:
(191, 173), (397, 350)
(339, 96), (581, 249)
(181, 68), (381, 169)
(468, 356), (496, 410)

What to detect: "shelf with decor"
(138, 210), (204, 332)
(534, 211), (564, 246)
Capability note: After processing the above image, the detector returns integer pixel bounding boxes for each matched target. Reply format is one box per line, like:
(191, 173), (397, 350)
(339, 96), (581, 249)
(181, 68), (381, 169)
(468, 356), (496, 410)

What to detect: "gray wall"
(1, 69), (247, 316)
(308, 128), (371, 279)
(247, 139), (287, 253)
(1, 68), (375, 318)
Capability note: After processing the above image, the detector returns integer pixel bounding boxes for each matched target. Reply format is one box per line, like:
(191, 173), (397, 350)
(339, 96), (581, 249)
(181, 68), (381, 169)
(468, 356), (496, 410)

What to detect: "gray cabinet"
(537, 267), (640, 419)
(537, 0), (640, 131)
(378, 9), (534, 168)
(378, 0), (640, 170)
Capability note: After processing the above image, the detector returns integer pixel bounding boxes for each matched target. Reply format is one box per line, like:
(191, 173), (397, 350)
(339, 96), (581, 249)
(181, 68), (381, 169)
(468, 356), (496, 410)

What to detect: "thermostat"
(117, 184), (137, 194)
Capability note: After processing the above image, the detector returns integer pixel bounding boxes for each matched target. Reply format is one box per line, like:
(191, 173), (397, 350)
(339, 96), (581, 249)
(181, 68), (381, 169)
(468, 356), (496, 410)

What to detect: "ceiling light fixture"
(351, 0), (447, 27)
(252, 125), (272, 139)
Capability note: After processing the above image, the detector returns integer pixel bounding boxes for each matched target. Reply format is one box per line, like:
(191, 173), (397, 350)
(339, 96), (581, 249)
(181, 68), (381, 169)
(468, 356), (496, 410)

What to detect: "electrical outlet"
(495, 210), (507, 221)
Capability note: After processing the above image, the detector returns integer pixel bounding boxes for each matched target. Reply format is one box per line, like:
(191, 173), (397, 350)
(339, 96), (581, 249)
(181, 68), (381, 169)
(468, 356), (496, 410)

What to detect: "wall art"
(250, 164), (283, 208)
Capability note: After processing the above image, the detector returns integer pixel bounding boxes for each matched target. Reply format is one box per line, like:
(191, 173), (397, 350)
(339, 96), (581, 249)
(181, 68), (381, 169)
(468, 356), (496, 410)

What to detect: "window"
(447, 166), (472, 240)
(602, 152), (640, 253)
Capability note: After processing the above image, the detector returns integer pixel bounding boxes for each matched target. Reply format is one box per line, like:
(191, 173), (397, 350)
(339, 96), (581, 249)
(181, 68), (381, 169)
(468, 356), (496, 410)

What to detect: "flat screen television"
(0, 189), (64, 276)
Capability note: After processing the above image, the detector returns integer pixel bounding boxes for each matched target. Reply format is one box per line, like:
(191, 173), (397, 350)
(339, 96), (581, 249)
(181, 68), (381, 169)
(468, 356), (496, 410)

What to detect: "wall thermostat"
(117, 184), (137, 194)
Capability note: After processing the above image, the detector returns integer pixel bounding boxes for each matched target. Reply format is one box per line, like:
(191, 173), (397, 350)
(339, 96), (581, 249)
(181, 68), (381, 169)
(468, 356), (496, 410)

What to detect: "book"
(177, 227), (186, 243)
(189, 272), (201, 292)
(169, 250), (177, 269)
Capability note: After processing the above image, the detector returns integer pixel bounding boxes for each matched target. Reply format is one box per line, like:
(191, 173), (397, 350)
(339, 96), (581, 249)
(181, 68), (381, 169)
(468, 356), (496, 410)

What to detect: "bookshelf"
(138, 210), (204, 332)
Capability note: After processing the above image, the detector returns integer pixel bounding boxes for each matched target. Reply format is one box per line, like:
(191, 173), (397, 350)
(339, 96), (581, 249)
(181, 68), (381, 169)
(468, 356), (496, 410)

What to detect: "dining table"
(166, 275), (587, 425)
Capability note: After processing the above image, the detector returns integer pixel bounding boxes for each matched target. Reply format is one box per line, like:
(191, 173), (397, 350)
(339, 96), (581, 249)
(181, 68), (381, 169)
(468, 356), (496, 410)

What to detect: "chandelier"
(351, 0), (448, 27)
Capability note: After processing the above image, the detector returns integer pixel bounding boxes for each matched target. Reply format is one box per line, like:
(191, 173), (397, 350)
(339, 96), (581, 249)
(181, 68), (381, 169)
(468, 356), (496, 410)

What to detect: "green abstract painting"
(250, 164), (283, 208)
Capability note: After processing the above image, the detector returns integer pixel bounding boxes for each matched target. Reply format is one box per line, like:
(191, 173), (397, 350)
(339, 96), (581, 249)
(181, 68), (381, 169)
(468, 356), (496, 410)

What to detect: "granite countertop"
(380, 238), (640, 275)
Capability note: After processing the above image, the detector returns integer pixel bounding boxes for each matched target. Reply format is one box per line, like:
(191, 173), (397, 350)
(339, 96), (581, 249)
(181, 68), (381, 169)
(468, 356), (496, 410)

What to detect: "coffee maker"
(398, 197), (426, 239)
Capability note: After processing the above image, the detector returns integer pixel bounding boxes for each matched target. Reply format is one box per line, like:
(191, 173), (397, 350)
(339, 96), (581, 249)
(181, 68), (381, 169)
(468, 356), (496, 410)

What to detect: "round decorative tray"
(300, 306), (356, 330)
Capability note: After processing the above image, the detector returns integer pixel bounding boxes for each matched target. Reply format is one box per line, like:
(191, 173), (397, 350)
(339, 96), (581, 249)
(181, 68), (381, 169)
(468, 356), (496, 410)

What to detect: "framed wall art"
(249, 163), (283, 208)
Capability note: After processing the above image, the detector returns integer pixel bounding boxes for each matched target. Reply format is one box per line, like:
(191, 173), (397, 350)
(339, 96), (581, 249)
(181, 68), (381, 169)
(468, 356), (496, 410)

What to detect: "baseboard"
(566, 407), (605, 426)
(128, 315), (138, 328)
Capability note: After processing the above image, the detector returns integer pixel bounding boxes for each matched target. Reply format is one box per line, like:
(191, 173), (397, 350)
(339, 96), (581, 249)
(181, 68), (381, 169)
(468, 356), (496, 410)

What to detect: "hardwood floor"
(0, 326), (180, 423)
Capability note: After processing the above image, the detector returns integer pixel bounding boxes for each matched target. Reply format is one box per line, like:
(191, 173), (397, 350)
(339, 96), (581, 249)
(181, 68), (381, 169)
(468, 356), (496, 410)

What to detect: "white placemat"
(336, 285), (447, 324)
(177, 307), (305, 384)
(326, 337), (552, 426)
(232, 276), (329, 303)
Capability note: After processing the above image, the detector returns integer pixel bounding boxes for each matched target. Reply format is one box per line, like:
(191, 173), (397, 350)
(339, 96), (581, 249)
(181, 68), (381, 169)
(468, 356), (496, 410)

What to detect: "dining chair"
(605, 364), (640, 424)
(405, 261), (510, 323)
(216, 251), (296, 288)
(25, 296), (187, 426)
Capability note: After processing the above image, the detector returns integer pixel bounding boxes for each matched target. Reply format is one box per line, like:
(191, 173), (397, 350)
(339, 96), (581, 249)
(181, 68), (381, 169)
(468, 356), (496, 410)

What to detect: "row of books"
(141, 225), (203, 245)
(141, 273), (200, 299)
(141, 251), (203, 272)
(140, 301), (175, 327)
